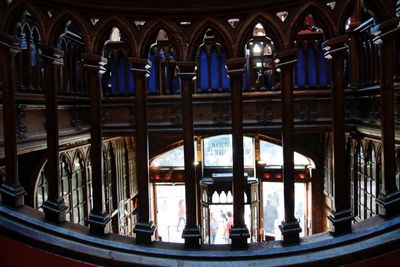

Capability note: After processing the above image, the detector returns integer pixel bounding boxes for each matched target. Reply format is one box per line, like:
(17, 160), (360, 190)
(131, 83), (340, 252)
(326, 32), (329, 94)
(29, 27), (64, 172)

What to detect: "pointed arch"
(363, 0), (395, 22)
(288, 2), (336, 46)
(188, 19), (233, 60)
(337, 0), (359, 33)
(46, 11), (90, 51)
(138, 19), (184, 59)
(236, 13), (284, 56)
(92, 16), (137, 56)
(4, 0), (46, 38)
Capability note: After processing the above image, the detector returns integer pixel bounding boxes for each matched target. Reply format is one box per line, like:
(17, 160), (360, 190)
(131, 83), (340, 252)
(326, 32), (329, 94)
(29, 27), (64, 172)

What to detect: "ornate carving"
(298, 100), (317, 122)
(256, 102), (273, 123)
(367, 97), (380, 124)
(16, 104), (27, 139)
(345, 99), (360, 122)
(71, 105), (82, 130)
(129, 108), (135, 125)
(170, 104), (182, 125)
(212, 103), (230, 124)
(102, 111), (110, 124)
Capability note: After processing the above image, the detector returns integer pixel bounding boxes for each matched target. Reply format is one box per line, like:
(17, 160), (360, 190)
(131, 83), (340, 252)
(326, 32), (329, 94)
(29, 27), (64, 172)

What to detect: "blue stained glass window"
(319, 48), (328, 86)
(128, 63), (135, 94)
(20, 32), (28, 50)
(210, 48), (219, 90)
(30, 40), (37, 67)
(148, 50), (157, 93)
(307, 47), (316, 87)
(110, 58), (117, 94)
(117, 54), (126, 94)
(199, 49), (208, 91)
(296, 48), (306, 87)
(221, 52), (230, 89)
(242, 66), (250, 90)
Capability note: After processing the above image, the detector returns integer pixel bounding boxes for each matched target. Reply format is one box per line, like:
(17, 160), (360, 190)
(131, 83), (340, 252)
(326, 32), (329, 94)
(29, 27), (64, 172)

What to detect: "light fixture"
(276, 67), (281, 73)
(274, 58), (280, 64)
(323, 45), (331, 51)
(373, 38), (383, 45)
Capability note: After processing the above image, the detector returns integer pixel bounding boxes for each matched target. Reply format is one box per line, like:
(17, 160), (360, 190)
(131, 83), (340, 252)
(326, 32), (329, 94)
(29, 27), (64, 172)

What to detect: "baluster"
(130, 57), (155, 244)
(178, 61), (201, 248)
(40, 45), (68, 223)
(323, 35), (353, 235)
(82, 53), (111, 235)
(0, 31), (26, 207)
(227, 58), (250, 249)
(276, 49), (302, 245)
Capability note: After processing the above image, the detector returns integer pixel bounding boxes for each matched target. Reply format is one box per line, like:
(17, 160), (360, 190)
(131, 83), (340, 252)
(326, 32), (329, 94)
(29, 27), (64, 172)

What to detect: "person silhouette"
(177, 199), (186, 231)
(264, 199), (278, 237)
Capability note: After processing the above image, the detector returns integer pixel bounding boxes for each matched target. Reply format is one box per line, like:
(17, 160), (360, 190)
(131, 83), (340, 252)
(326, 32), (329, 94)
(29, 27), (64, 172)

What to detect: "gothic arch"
(4, 0), (46, 39)
(287, 2), (336, 46)
(363, 0), (395, 22)
(236, 13), (285, 56)
(46, 12), (90, 51)
(138, 19), (184, 59)
(188, 19), (233, 59)
(92, 16), (137, 56)
(337, 0), (358, 34)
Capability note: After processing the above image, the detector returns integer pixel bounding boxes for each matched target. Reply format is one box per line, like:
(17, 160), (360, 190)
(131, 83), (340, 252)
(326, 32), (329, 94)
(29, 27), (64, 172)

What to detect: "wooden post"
(374, 19), (400, 217)
(130, 57), (155, 244)
(276, 49), (301, 245)
(227, 57), (250, 249)
(0, 31), (26, 207)
(40, 45), (68, 223)
(177, 61), (201, 248)
(323, 35), (353, 235)
(82, 53), (111, 236)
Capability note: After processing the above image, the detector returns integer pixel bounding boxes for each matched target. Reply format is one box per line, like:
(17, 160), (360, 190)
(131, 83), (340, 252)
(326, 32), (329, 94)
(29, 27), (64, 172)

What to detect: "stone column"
(177, 61), (201, 248)
(82, 53), (111, 235)
(323, 35), (353, 235)
(227, 58), (250, 249)
(276, 49), (301, 245)
(0, 31), (26, 207)
(130, 57), (155, 244)
(40, 45), (68, 223)
(373, 19), (400, 217)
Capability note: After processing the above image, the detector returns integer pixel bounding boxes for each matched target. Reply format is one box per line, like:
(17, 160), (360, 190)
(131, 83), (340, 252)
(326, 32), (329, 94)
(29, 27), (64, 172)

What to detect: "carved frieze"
(170, 104), (182, 125)
(16, 104), (27, 138)
(255, 102), (273, 123)
(297, 100), (317, 122)
(71, 105), (82, 130)
(212, 103), (230, 124)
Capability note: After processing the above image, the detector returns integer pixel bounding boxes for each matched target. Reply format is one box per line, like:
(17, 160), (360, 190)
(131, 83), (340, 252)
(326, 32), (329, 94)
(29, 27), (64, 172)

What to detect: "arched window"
(70, 153), (87, 225)
(56, 21), (85, 95)
(365, 145), (377, 219)
(196, 29), (229, 93)
(244, 23), (277, 91)
(35, 165), (48, 211)
(13, 11), (42, 92)
(59, 156), (72, 221)
(259, 141), (314, 168)
(356, 145), (365, 220)
(104, 144), (116, 216)
(148, 29), (181, 95)
(102, 27), (135, 96)
(294, 14), (329, 88)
